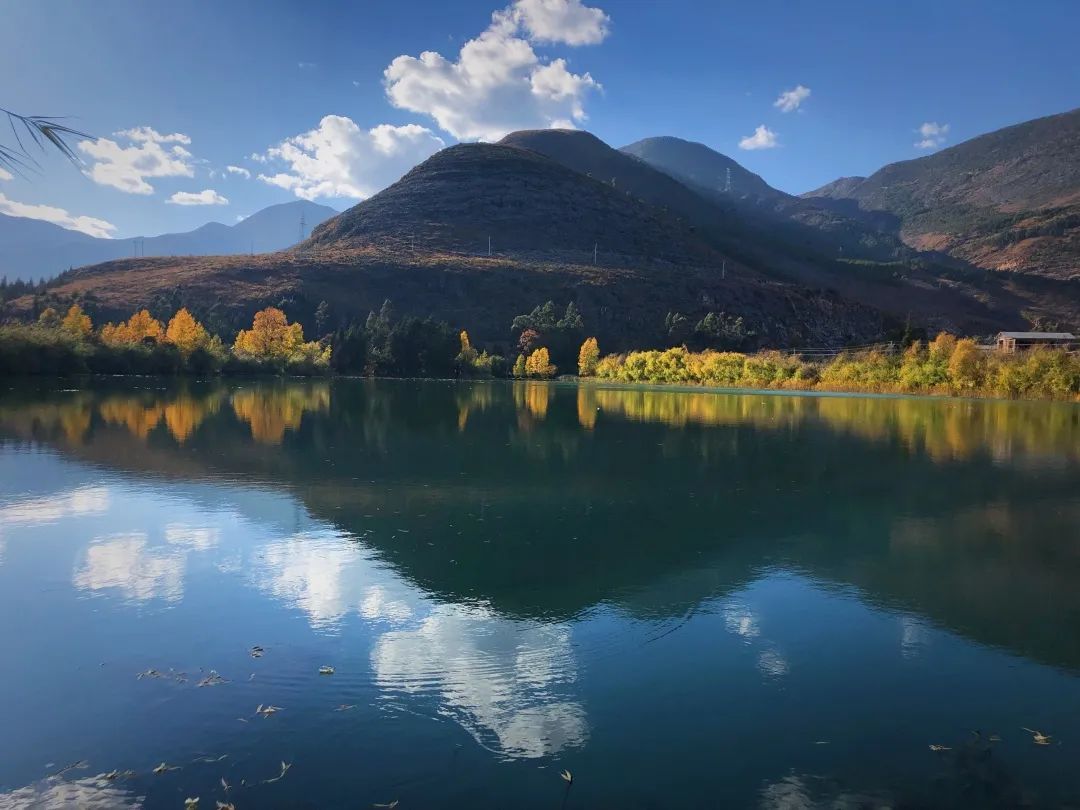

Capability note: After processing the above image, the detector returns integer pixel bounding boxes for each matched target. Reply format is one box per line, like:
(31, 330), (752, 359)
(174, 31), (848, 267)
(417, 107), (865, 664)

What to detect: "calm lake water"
(0, 378), (1078, 809)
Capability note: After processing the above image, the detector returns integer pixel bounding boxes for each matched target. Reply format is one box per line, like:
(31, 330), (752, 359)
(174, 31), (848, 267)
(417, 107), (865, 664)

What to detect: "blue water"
(0, 378), (1077, 808)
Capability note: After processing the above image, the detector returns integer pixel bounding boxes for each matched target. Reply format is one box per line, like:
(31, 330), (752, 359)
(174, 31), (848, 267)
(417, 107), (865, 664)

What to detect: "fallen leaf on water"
(989, 733), (1002, 742)
(250, 646), (265, 658)
(561, 769), (573, 784)
(191, 754), (228, 764)
(50, 760), (89, 777)
(334, 704), (356, 712)
(256, 704), (283, 717)
(221, 777), (230, 792)
(184, 799), (199, 809)
(137, 669), (163, 680)
(1022, 727), (1052, 745)
(373, 802), (398, 809)
(152, 762), (180, 774)
(263, 761), (292, 784)
(813, 741), (830, 745)
(319, 665), (335, 675)
(929, 745), (951, 752)
(216, 803), (236, 810)
(198, 671), (228, 688)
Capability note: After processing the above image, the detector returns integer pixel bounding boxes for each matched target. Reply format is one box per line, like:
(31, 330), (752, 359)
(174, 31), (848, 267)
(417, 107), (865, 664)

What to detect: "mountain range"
(0, 200), (337, 282)
(7, 108), (1079, 348)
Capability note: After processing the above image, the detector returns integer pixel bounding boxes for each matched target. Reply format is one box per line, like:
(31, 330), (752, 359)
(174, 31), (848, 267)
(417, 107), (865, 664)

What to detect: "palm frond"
(0, 108), (91, 175)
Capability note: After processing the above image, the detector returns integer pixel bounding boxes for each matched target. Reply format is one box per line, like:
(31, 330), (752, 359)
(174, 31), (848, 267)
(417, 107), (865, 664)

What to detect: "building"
(995, 331), (1077, 353)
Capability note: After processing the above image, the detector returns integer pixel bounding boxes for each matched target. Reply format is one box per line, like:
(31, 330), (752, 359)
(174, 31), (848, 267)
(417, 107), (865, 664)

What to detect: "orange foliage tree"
(100, 309), (164, 346)
(165, 308), (211, 356)
(233, 307), (307, 362)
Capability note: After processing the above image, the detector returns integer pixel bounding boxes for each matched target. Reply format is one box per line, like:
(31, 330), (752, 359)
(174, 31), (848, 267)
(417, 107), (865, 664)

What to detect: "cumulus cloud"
(0, 167), (12, 181)
(510, 0), (610, 44)
(774, 84), (810, 113)
(225, 165), (251, 179)
(915, 121), (949, 149)
(78, 126), (194, 194)
(738, 124), (779, 150)
(255, 115), (445, 200)
(384, 0), (606, 141)
(167, 188), (228, 206)
(0, 192), (117, 237)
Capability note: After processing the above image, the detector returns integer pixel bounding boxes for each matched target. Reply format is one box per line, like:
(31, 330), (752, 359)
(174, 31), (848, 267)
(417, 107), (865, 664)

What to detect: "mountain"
(619, 136), (909, 261)
(12, 141), (891, 349)
(0, 200), (338, 282)
(308, 142), (717, 264)
(803, 107), (1080, 279)
(10, 125), (1080, 346)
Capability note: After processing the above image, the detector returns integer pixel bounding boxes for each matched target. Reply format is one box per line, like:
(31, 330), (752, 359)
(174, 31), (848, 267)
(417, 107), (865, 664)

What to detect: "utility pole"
(725, 167), (732, 193)
(593, 242), (598, 265)
(487, 236), (492, 256)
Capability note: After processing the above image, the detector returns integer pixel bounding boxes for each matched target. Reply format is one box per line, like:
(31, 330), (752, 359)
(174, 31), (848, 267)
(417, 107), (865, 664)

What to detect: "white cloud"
(256, 115), (445, 200)
(383, 0), (606, 141)
(0, 167), (12, 181)
(166, 188), (229, 206)
(225, 165), (250, 179)
(774, 84), (810, 113)
(738, 124), (779, 150)
(915, 121), (949, 149)
(0, 192), (117, 238)
(510, 0), (610, 45)
(78, 126), (195, 194)
(298, 61), (317, 70)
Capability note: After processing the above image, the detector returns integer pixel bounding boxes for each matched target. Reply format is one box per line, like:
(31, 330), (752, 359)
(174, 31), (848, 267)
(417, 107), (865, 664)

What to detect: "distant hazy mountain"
(803, 108), (1080, 278)
(0, 200), (338, 282)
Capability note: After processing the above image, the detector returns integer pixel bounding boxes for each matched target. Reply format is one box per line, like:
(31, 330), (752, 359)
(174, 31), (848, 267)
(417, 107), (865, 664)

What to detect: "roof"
(996, 331), (1076, 340)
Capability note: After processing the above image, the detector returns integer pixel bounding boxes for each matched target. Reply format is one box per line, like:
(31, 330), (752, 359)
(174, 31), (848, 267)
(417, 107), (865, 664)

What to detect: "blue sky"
(1, 0), (1077, 239)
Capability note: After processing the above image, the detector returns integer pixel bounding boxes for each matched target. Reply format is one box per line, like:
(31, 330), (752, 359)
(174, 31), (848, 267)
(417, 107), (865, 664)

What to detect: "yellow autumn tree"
(458, 330), (478, 364)
(233, 307), (330, 367)
(524, 347), (556, 378)
(61, 304), (92, 337)
(101, 309), (164, 346)
(165, 308), (211, 356)
(578, 337), (599, 377)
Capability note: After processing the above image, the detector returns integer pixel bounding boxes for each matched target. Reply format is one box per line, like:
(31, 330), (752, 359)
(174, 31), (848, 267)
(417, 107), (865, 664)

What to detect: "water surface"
(0, 378), (1078, 808)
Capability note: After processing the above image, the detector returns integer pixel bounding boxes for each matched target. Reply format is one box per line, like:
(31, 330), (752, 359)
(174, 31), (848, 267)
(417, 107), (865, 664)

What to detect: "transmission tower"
(724, 167), (732, 193)
(297, 212), (307, 256)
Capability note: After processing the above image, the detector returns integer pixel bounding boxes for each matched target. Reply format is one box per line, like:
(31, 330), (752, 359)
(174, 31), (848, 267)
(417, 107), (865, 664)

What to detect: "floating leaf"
(250, 646), (265, 659)
(221, 777), (230, 792)
(153, 762), (180, 774)
(50, 760), (88, 777)
(184, 799), (200, 810)
(255, 704), (283, 717)
(560, 769), (573, 784)
(216, 803), (236, 810)
(318, 665), (335, 675)
(191, 754), (228, 764)
(989, 733), (1002, 742)
(198, 671), (228, 688)
(263, 760), (292, 784)
(373, 802), (398, 809)
(929, 745), (951, 752)
(1022, 727), (1052, 745)
(334, 704), (356, 712)
(137, 669), (163, 680)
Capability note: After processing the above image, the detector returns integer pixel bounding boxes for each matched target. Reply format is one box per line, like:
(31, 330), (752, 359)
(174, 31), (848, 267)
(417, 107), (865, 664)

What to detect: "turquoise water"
(0, 378), (1078, 808)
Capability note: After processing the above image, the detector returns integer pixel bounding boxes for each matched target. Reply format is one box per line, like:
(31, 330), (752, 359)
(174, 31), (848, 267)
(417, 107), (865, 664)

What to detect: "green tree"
(512, 354), (527, 378)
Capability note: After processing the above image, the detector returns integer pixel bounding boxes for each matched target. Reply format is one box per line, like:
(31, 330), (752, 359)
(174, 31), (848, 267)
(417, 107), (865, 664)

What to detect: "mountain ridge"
(0, 200), (338, 282)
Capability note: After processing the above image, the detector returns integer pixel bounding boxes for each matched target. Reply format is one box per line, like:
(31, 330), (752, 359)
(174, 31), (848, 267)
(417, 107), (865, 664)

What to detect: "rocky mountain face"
(804, 108), (1080, 279)
(0, 200), (337, 282)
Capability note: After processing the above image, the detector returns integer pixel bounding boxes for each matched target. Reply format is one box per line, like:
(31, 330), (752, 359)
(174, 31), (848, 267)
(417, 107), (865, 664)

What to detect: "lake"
(0, 378), (1078, 808)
